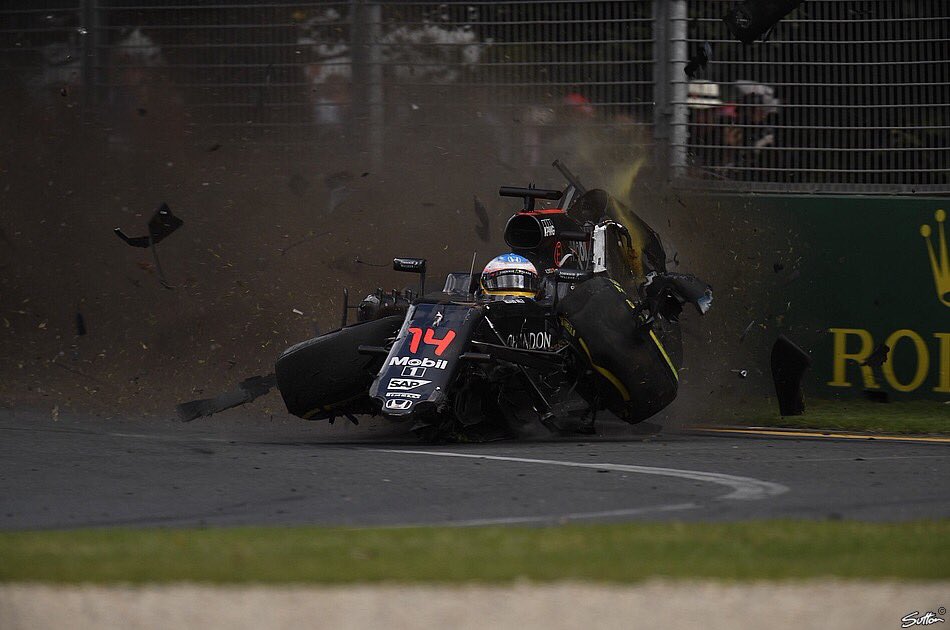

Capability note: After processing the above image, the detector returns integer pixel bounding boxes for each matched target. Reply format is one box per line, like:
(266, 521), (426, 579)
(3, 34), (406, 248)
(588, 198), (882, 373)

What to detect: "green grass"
(711, 399), (950, 435)
(1, 521), (948, 584)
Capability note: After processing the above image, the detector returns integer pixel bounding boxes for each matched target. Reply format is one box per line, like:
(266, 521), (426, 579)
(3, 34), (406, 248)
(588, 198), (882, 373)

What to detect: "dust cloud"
(0, 89), (788, 428)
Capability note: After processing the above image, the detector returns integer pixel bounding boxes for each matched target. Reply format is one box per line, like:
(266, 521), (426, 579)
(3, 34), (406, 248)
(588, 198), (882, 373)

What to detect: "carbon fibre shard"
(722, 0), (807, 45)
(113, 203), (183, 248)
(473, 195), (490, 242)
(771, 336), (812, 416)
(177, 374), (277, 422)
(685, 41), (712, 78)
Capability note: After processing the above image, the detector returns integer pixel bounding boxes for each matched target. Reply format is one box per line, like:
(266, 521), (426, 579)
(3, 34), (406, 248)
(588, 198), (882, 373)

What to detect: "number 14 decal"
(407, 327), (456, 356)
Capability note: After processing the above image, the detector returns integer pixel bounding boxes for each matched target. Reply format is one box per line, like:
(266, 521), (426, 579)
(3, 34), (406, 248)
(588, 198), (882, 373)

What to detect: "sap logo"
(401, 366), (427, 378)
(388, 378), (431, 391)
(386, 392), (421, 399)
(389, 356), (448, 369)
(384, 399), (412, 410)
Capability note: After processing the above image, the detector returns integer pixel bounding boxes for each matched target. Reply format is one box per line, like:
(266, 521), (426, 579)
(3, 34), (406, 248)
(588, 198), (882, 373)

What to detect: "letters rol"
(828, 328), (950, 393)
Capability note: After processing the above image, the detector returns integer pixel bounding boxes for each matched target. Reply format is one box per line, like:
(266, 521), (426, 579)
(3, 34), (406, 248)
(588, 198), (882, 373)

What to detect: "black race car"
(275, 162), (712, 440)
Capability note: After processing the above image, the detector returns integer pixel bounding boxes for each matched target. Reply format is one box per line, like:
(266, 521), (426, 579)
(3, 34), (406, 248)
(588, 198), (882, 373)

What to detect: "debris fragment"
(114, 203), (182, 249)
(473, 195), (489, 242)
(176, 374), (277, 422)
(684, 41), (712, 78)
(723, 0), (806, 44)
(353, 256), (389, 268)
(325, 171), (354, 213)
(207, 143), (222, 152)
(773, 262), (784, 273)
(279, 230), (329, 255)
(860, 343), (890, 368)
(114, 203), (182, 290)
(770, 335), (812, 416)
(731, 369), (749, 379)
(75, 312), (86, 336)
(739, 319), (756, 342)
(292, 308), (304, 316)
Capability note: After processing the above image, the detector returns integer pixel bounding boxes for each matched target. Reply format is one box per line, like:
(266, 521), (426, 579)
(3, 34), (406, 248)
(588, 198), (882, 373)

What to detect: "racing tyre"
(557, 277), (679, 423)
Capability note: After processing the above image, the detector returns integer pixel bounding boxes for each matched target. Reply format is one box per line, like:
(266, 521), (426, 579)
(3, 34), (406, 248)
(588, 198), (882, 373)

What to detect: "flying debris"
(722, 0), (807, 44)
(325, 171), (354, 213)
(770, 335), (812, 416)
(860, 343), (890, 368)
(176, 374), (278, 422)
(114, 203), (182, 248)
(114, 203), (183, 289)
(684, 42), (713, 78)
(473, 195), (490, 242)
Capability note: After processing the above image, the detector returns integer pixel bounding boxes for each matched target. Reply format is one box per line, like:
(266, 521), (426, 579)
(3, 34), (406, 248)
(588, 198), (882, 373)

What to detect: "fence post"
(652, 0), (670, 181)
(366, 2), (383, 169)
(668, 0), (688, 181)
(81, 0), (99, 108)
(351, 0), (384, 168)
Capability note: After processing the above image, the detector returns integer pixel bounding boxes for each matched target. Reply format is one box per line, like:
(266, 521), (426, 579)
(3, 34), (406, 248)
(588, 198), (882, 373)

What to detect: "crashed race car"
(275, 161), (712, 440)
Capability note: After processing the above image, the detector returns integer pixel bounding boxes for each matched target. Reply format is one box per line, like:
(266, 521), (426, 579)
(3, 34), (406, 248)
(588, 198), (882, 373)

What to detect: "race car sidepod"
(275, 315), (403, 420)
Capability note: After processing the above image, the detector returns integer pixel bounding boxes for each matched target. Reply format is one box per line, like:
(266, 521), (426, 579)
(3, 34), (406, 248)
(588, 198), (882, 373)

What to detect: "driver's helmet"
(480, 253), (540, 298)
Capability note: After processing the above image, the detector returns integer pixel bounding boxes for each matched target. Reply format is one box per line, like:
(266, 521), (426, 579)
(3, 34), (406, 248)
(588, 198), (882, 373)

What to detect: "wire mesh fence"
(2, 0), (948, 194)
(676, 0), (950, 193)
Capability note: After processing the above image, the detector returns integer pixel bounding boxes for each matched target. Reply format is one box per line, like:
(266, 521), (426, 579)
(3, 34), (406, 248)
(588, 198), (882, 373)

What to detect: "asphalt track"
(1, 408), (948, 530)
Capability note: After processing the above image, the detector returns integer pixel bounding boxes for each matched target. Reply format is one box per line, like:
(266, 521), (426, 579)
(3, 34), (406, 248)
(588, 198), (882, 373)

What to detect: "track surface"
(1, 408), (948, 530)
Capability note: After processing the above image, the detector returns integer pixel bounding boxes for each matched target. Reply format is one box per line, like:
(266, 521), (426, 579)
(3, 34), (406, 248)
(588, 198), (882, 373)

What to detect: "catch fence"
(3, 0), (948, 194)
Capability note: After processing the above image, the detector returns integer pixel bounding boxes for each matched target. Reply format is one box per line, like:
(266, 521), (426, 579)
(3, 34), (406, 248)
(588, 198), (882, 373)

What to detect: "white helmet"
(480, 253), (540, 298)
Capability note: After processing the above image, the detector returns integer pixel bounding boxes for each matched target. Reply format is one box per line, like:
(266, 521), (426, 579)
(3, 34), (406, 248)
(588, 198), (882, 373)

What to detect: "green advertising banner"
(745, 196), (948, 400)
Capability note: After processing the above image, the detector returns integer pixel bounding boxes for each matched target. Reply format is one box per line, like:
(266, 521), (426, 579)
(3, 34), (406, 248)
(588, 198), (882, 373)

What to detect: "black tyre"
(557, 277), (679, 423)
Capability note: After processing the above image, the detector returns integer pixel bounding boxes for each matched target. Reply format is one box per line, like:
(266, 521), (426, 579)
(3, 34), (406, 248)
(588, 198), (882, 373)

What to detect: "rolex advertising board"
(751, 197), (948, 400)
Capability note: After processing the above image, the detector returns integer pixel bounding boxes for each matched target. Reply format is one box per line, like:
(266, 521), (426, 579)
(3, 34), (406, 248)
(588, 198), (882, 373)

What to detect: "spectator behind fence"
(303, 63), (351, 144)
(725, 81), (780, 179)
(686, 80), (727, 171)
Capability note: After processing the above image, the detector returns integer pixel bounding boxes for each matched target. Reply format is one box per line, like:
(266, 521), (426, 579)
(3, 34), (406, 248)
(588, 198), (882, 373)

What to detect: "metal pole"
(366, 2), (383, 169)
(350, 0), (367, 156)
(669, 0), (689, 181)
(80, 0), (99, 109)
(652, 0), (670, 182)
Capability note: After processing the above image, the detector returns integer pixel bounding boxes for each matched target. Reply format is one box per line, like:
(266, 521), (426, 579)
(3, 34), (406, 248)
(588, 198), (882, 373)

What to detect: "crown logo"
(920, 209), (949, 308)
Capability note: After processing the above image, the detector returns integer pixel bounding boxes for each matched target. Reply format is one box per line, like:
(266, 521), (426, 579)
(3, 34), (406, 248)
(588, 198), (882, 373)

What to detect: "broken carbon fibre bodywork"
(274, 162), (712, 439)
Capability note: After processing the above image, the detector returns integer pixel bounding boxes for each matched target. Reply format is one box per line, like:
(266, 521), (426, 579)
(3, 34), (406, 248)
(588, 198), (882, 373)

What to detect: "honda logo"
(384, 399), (412, 410)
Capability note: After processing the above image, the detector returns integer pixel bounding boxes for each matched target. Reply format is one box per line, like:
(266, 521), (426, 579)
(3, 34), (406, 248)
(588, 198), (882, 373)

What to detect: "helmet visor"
(483, 269), (539, 293)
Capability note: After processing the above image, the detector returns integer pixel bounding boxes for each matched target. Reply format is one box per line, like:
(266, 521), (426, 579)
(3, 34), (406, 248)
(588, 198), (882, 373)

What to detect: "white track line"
(379, 503), (700, 529)
(373, 449), (789, 501)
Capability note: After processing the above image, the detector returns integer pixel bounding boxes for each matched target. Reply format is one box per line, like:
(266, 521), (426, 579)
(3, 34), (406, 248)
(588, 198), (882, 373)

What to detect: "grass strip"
(711, 399), (949, 435)
(1, 520), (948, 584)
